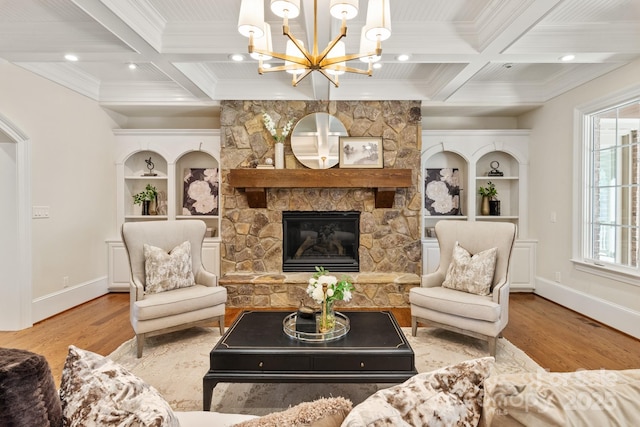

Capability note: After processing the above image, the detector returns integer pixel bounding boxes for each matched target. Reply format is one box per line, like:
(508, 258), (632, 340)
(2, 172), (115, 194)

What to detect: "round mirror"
(291, 113), (348, 169)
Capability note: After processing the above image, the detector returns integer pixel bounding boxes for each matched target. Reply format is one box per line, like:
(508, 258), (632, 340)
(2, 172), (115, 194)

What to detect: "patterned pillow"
(144, 240), (195, 293)
(234, 397), (352, 427)
(342, 357), (494, 427)
(483, 369), (640, 426)
(59, 345), (179, 427)
(442, 242), (497, 296)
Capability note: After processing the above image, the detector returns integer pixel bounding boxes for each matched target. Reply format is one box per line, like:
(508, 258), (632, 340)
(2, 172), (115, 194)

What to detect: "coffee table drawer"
(313, 355), (414, 371)
(211, 354), (311, 371)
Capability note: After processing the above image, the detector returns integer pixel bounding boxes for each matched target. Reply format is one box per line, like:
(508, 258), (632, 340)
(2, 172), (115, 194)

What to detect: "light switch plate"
(32, 206), (50, 218)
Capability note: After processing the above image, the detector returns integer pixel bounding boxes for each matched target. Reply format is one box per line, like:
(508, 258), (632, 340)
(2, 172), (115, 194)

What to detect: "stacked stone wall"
(219, 100), (422, 307)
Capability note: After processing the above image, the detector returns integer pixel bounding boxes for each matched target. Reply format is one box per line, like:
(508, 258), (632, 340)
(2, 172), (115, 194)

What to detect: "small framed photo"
(339, 137), (383, 168)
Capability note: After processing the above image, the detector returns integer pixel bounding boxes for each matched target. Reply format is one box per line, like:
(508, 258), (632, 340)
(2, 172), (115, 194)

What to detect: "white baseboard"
(32, 276), (109, 324)
(535, 277), (640, 339)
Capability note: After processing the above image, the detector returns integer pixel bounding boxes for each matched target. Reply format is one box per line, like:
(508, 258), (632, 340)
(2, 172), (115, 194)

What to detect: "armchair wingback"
(121, 220), (226, 358)
(410, 220), (516, 356)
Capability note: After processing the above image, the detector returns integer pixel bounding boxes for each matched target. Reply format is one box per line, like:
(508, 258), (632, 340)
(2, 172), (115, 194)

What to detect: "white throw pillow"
(144, 240), (195, 293)
(59, 345), (178, 427)
(342, 357), (494, 427)
(442, 242), (497, 296)
(483, 369), (640, 426)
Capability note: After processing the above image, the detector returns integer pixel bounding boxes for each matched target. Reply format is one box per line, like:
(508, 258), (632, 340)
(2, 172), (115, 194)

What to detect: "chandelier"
(237, 0), (391, 87)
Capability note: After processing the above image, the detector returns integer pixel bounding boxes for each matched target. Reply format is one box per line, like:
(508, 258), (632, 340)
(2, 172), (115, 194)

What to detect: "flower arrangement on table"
(306, 266), (354, 333)
(262, 112), (295, 144)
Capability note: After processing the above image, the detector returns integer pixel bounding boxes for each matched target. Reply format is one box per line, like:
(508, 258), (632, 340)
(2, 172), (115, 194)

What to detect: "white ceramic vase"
(275, 142), (284, 169)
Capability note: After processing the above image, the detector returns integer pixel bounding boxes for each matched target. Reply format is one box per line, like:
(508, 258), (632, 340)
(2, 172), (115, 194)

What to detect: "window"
(581, 97), (640, 278)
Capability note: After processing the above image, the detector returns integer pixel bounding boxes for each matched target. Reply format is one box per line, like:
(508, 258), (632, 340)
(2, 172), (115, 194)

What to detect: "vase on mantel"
(275, 142), (284, 169)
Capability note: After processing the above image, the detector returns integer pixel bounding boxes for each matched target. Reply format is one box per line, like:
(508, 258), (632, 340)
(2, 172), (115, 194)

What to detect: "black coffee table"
(202, 310), (417, 411)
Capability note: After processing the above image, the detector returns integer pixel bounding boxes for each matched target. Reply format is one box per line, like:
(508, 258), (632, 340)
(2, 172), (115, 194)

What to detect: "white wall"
(519, 59), (640, 337)
(0, 63), (118, 321)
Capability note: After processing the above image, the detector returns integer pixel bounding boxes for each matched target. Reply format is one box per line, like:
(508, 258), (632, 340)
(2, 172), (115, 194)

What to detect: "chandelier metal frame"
(242, 0), (388, 87)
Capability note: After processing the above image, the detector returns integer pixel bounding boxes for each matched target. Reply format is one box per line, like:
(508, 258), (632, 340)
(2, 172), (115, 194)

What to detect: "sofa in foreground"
(1, 346), (639, 426)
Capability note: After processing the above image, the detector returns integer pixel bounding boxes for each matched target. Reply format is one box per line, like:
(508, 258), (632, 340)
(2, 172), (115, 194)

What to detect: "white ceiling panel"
(0, 0), (638, 115)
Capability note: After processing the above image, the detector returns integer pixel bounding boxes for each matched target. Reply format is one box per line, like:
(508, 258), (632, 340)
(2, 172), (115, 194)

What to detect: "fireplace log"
(294, 236), (345, 259)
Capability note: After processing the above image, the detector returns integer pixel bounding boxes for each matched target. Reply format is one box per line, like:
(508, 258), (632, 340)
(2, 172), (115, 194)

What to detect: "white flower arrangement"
(306, 266), (354, 305)
(262, 112), (295, 144)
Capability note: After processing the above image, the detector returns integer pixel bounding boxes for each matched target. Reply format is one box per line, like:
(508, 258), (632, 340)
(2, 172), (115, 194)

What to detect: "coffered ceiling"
(1, 0), (639, 117)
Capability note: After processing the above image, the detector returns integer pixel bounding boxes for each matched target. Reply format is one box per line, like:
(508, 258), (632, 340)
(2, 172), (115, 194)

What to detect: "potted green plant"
(478, 182), (500, 216)
(133, 184), (158, 215)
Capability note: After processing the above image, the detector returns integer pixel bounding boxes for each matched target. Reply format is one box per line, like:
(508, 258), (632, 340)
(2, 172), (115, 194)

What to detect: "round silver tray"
(283, 311), (350, 342)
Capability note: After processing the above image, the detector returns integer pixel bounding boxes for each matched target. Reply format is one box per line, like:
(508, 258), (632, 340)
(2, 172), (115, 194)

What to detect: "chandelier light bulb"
(365, 0), (391, 42)
(250, 23), (273, 60)
(285, 39), (305, 75)
(271, 0), (300, 19)
(359, 27), (381, 63)
(330, 0), (359, 20)
(238, 0), (264, 38)
(326, 41), (346, 75)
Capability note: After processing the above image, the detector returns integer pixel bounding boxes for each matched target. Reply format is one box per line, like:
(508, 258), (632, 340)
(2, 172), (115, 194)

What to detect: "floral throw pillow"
(143, 240), (195, 293)
(442, 242), (497, 296)
(342, 357), (494, 427)
(235, 397), (352, 427)
(59, 346), (178, 427)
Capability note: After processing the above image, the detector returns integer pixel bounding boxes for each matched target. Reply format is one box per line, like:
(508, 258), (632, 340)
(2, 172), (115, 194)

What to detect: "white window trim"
(572, 84), (640, 285)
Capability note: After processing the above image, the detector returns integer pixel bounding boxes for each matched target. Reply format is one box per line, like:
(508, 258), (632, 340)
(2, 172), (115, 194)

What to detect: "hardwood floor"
(1, 293), (639, 386)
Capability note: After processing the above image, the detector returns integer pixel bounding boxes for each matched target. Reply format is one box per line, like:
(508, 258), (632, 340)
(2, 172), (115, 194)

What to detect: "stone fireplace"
(219, 100), (422, 308)
(282, 211), (359, 273)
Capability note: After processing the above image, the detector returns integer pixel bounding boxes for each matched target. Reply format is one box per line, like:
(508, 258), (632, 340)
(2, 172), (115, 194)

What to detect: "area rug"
(108, 326), (543, 416)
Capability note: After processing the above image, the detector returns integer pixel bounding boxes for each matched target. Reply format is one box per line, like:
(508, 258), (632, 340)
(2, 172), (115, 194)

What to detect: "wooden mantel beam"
(228, 169), (413, 208)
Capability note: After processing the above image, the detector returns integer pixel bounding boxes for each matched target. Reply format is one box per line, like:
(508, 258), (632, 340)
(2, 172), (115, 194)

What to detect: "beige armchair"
(121, 220), (226, 358)
(410, 220), (516, 356)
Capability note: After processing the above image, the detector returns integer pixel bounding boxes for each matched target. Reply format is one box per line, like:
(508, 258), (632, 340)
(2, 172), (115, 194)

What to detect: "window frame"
(573, 86), (640, 286)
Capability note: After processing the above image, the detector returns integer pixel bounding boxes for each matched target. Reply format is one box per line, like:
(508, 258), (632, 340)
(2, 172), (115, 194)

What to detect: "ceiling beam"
(70, 0), (211, 101)
(432, 0), (565, 102)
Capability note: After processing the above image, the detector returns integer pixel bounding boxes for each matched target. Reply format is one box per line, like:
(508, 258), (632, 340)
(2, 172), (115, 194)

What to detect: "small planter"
(481, 196), (490, 216)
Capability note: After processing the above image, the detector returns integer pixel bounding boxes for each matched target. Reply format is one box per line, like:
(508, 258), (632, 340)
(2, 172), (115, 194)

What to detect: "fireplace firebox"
(282, 211), (359, 272)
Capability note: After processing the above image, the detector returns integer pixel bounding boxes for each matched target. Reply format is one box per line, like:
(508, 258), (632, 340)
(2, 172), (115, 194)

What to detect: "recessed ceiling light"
(128, 63), (137, 70)
(373, 62), (383, 69)
(560, 54), (575, 62)
(64, 54), (78, 62)
(396, 54), (410, 61)
(230, 54), (245, 62)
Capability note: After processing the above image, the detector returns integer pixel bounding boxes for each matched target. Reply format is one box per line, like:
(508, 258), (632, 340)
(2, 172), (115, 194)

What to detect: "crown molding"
(16, 62), (100, 100)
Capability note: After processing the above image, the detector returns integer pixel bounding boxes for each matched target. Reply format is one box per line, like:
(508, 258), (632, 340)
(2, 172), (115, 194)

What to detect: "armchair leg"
(488, 337), (497, 357)
(218, 315), (225, 335)
(411, 316), (418, 337)
(136, 334), (145, 358)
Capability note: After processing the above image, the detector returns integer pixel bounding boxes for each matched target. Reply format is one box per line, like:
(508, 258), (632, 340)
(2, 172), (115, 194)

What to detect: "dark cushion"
(0, 347), (62, 427)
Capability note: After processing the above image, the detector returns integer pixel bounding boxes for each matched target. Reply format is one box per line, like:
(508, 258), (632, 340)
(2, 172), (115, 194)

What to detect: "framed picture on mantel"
(339, 137), (383, 168)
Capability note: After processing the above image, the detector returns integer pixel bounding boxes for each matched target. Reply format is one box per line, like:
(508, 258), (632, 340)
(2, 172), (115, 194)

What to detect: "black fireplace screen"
(282, 211), (359, 272)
